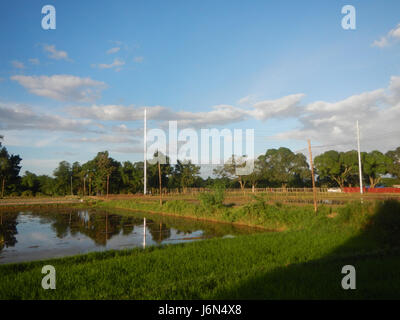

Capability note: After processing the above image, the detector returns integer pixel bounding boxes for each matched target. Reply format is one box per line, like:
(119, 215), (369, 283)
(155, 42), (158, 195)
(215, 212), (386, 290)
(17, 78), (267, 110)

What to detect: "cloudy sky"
(1, 0), (400, 176)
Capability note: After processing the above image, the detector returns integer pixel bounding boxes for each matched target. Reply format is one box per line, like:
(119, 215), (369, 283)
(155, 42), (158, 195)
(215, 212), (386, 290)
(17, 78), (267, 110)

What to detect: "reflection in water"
(0, 212), (19, 251)
(0, 208), (264, 264)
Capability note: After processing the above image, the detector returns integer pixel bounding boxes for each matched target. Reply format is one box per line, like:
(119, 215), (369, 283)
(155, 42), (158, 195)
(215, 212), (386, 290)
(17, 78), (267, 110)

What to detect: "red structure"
(342, 187), (400, 193)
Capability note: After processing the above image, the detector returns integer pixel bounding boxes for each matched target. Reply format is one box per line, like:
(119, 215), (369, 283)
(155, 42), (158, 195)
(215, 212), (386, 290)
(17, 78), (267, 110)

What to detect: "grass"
(96, 196), (336, 231)
(1, 199), (400, 299)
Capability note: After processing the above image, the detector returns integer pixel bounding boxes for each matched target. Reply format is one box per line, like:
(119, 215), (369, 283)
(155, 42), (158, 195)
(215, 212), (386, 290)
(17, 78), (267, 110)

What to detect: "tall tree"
(314, 150), (358, 188)
(147, 151), (172, 193)
(37, 175), (57, 196)
(243, 158), (263, 192)
(258, 148), (310, 188)
(91, 151), (121, 195)
(386, 147), (400, 179)
(0, 142), (22, 197)
(173, 160), (200, 193)
(363, 151), (392, 188)
(71, 162), (82, 195)
(21, 171), (40, 195)
(53, 161), (72, 196)
(214, 155), (250, 191)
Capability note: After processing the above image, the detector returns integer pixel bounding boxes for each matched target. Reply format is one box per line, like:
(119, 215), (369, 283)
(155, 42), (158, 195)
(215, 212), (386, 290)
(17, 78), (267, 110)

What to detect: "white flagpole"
(357, 120), (363, 194)
(144, 108), (147, 195)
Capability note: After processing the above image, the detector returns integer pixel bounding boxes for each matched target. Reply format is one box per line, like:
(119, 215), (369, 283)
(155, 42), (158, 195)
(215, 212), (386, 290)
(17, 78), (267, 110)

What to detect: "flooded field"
(0, 207), (264, 264)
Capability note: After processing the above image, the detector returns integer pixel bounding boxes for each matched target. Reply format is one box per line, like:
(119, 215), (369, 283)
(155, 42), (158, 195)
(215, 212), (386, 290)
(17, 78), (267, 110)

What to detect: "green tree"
(147, 151), (172, 193)
(243, 158), (263, 192)
(37, 175), (57, 196)
(314, 150), (358, 188)
(214, 155), (250, 191)
(0, 142), (22, 197)
(119, 161), (144, 193)
(82, 160), (96, 196)
(363, 151), (392, 188)
(386, 147), (400, 179)
(21, 171), (40, 195)
(173, 160), (200, 192)
(258, 148), (310, 188)
(53, 161), (72, 195)
(71, 162), (82, 195)
(91, 151), (121, 195)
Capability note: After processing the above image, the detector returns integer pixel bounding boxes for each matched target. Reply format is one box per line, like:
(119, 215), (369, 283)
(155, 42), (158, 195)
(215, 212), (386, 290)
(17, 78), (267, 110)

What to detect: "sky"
(1, 0), (400, 176)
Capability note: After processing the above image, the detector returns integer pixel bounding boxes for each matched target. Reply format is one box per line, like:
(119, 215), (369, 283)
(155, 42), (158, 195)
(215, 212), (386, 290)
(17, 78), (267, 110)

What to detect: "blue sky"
(1, 0), (400, 176)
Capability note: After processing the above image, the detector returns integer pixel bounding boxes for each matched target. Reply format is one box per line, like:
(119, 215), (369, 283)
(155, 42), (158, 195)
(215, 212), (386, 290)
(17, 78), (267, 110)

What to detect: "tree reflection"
(0, 212), (18, 251)
(1, 208), (263, 256)
(146, 221), (171, 243)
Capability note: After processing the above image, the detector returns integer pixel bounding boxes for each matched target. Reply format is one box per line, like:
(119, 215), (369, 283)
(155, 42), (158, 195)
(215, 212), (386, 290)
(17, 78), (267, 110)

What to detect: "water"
(0, 208), (263, 264)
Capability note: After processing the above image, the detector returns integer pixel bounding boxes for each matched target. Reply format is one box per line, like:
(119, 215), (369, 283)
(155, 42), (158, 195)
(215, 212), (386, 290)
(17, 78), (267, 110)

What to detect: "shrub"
(21, 190), (33, 197)
(198, 183), (225, 211)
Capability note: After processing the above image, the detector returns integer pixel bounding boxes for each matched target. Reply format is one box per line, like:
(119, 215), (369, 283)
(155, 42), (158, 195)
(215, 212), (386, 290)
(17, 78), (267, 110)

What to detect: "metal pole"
(144, 108), (147, 195)
(357, 120), (363, 194)
(308, 140), (318, 214)
(158, 158), (162, 205)
(106, 174), (109, 198)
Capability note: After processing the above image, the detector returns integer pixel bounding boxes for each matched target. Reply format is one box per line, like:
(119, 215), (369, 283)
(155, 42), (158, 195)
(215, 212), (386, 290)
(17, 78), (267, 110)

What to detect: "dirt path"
(0, 198), (82, 206)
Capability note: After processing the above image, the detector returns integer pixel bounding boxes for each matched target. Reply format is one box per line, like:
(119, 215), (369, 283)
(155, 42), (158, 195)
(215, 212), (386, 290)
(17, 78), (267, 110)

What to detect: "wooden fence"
(149, 187), (330, 195)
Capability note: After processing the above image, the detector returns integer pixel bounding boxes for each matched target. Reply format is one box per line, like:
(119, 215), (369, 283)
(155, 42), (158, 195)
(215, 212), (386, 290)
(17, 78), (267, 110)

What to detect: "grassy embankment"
(1, 196), (400, 299)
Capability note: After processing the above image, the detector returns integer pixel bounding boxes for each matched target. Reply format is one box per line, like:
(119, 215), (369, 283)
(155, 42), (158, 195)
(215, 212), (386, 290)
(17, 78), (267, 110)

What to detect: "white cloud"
(29, 58), (40, 65)
(11, 74), (107, 102)
(274, 76), (400, 153)
(248, 94), (304, 120)
(237, 94), (256, 105)
(112, 124), (142, 135)
(0, 102), (95, 132)
(2, 131), (59, 148)
(372, 37), (389, 48)
(65, 135), (139, 144)
(110, 40), (123, 46)
(43, 44), (70, 61)
(175, 105), (248, 127)
(66, 103), (246, 127)
(11, 60), (25, 69)
(95, 58), (125, 71)
(66, 104), (170, 121)
(107, 47), (120, 54)
(111, 146), (144, 154)
(372, 23), (400, 47)
(5, 74), (400, 156)
(65, 94), (306, 128)
(133, 56), (144, 63)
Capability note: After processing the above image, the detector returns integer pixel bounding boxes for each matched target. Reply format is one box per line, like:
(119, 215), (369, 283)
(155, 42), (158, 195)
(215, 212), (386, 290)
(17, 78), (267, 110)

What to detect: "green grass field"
(1, 198), (400, 299)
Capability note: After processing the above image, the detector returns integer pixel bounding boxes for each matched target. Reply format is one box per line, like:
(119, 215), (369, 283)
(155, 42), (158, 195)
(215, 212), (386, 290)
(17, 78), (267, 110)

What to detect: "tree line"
(1, 138), (400, 197)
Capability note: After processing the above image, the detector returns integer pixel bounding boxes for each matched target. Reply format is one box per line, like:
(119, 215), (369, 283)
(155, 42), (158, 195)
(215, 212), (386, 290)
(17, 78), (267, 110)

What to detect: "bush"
(21, 190), (33, 197)
(198, 183), (225, 210)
